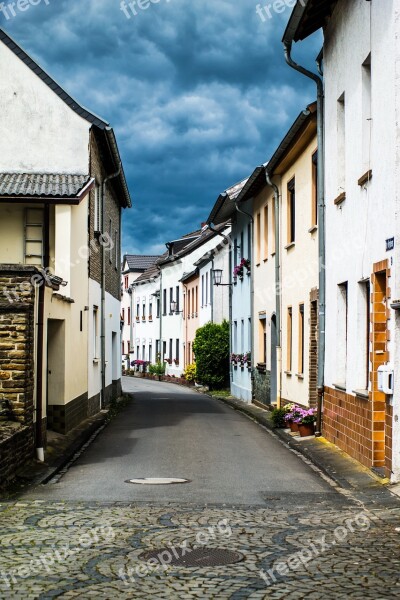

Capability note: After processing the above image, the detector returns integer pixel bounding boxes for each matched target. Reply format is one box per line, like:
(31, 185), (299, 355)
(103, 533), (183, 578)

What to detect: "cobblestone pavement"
(1, 493), (400, 599)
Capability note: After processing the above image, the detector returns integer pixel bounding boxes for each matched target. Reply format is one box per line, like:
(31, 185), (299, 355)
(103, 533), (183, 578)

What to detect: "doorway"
(270, 314), (277, 404)
(47, 319), (66, 420)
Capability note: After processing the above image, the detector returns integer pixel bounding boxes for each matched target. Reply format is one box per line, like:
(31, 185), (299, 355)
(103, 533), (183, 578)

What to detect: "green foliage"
(148, 362), (166, 376)
(192, 320), (230, 389)
(183, 363), (197, 382)
(271, 408), (287, 428)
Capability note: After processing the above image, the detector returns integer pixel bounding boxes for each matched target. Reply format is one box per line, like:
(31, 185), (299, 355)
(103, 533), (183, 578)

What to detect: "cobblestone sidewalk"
(0, 496), (399, 599)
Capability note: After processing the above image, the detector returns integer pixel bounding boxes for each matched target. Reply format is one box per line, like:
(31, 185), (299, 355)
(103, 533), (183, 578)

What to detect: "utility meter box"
(377, 365), (394, 395)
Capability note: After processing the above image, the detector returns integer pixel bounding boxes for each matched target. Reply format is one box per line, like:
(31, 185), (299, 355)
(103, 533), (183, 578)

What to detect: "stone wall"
(253, 366), (271, 406)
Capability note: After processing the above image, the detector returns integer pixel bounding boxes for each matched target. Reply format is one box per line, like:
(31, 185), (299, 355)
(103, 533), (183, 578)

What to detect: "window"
(234, 238), (238, 267)
(114, 230), (118, 269)
(337, 93), (346, 192)
(298, 304), (305, 375)
(240, 232), (244, 259)
(142, 344), (145, 361)
(287, 178), (295, 244)
(94, 184), (100, 233)
(358, 280), (371, 390)
(312, 151), (318, 227)
(127, 308), (130, 325)
(256, 212), (261, 264)
(142, 303), (146, 319)
(263, 205), (268, 259)
(122, 308), (125, 322)
(93, 307), (98, 359)
(247, 223), (251, 261)
(149, 302), (153, 318)
(136, 345), (140, 359)
(248, 318), (252, 354)
(195, 285), (198, 314)
(149, 345), (152, 364)
(136, 303), (140, 318)
(241, 320), (244, 353)
(124, 276), (129, 290)
(127, 341), (130, 354)
(176, 286), (180, 312)
(122, 341), (125, 355)
(187, 290), (191, 318)
(157, 297), (160, 318)
(362, 54), (372, 173)
(188, 342), (191, 364)
(259, 318), (267, 363)
(337, 282), (348, 386)
(162, 341), (167, 361)
(205, 272), (208, 305)
(233, 321), (238, 353)
(109, 219), (112, 263)
(163, 289), (167, 315)
(156, 339), (160, 359)
(169, 287), (173, 313)
(201, 275), (204, 306)
(271, 200), (276, 254)
(169, 338), (173, 360)
(287, 307), (292, 371)
(176, 339), (180, 364)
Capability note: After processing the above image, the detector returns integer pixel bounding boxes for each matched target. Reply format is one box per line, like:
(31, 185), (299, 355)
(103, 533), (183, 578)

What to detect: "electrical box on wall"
(377, 365), (394, 395)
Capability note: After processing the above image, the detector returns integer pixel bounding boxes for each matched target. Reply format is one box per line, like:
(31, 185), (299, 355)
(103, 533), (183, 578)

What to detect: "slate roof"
(124, 255), (160, 272)
(0, 173), (93, 200)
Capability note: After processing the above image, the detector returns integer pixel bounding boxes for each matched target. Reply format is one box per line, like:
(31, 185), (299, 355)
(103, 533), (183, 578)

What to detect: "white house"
(284, 0), (399, 480)
(121, 255), (159, 369)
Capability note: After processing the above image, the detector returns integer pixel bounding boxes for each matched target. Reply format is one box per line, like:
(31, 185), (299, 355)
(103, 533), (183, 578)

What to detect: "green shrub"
(192, 320), (230, 389)
(183, 363), (197, 381)
(148, 362), (166, 376)
(271, 408), (287, 428)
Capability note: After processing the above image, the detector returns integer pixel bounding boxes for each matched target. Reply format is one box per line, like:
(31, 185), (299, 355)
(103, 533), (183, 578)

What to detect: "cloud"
(1, 0), (322, 254)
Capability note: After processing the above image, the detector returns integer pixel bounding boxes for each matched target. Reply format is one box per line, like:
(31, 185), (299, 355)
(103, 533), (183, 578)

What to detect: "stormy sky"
(1, 0), (321, 255)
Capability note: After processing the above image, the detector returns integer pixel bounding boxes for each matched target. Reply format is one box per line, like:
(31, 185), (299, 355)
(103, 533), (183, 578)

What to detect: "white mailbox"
(377, 365), (394, 395)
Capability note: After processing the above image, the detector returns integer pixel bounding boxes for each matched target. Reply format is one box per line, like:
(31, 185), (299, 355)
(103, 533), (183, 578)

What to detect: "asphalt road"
(26, 377), (335, 504)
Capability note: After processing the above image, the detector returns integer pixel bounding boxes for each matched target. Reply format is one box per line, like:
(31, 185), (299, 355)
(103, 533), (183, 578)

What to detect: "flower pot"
(289, 421), (299, 433)
(298, 423), (315, 437)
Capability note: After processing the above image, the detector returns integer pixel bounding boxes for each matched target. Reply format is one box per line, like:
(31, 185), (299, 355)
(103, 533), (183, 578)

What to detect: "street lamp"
(212, 269), (232, 287)
(170, 300), (183, 314)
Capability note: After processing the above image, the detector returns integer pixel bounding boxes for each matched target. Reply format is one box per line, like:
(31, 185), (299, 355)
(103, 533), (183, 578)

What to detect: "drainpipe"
(234, 201), (255, 401)
(183, 283), (188, 367)
(265, 173), (282, 409)
(101, 163), (121, 409)
(35, 204), (50, 461)
(211, 254), (214, 323)
(159, 268), (163, 362)
(284, 41), (325, 437)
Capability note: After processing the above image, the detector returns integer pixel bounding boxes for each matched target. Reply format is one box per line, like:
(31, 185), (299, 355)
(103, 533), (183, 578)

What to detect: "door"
(47, 319), (66, 419)
(270, 314), (277, 404)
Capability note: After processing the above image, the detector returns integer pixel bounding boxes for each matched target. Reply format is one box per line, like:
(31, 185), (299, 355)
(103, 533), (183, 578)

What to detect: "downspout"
(183, 283), (188, 367)
(211, 255), (214, 323)
(36, 204), (50, 461)
(284, 41), (325, 436)
(234, 201), (255, 401)
(101, 162), (121, 409)
(129, 284), (134, 367)
(159, 269), (163, 361)
(265, 173), (282, 409)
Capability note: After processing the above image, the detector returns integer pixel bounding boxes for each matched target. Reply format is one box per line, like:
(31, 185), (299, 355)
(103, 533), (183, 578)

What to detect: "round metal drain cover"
(125, 478), (190, 485)
(140, 547), (244, 568)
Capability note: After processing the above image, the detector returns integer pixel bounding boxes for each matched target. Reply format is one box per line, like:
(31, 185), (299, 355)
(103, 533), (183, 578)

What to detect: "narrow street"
(0, 379), (400, 598)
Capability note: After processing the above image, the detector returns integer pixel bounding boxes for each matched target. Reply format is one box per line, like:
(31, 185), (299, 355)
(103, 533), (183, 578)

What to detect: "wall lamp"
(212, 269), (232, 287)
(170, 301), (183, 314)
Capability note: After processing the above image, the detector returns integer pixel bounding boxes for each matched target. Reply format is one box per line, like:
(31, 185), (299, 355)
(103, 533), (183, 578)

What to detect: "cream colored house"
(0, 29), (131, 481)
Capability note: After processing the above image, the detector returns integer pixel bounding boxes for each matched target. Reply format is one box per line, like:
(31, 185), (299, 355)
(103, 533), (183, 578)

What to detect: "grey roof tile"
(0, 173), (92, 198)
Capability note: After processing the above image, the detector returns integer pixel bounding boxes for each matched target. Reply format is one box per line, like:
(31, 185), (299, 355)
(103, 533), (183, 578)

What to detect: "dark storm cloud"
(1, 0), (321, 254)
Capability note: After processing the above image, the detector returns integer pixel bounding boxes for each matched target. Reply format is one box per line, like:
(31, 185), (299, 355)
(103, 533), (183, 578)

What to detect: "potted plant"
(243, 351), (251, 369)
(284, 404), (302, 432)
(296, 408), (317, 437)
(233, 258), (251, 281)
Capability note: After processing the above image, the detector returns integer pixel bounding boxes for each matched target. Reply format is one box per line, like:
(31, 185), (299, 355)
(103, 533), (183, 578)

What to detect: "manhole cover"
(125, 478), (190, 485)
(139, 547), (244, 568)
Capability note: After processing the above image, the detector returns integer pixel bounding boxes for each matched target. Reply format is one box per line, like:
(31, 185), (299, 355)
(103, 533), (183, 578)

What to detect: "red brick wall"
(323, 386), (373, 468)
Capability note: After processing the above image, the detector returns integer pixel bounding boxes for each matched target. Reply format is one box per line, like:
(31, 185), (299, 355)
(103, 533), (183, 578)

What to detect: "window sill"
(284, 371), (292, 377)
(284, 242), (295, 251)
(358, 169), (372, 187)
(334, 192), (346, 206)
(353, 389), (369, 400)
(333, 383), (346, 392)
(308, 225), (318, 234)
(256, 262), (261, 267)
(296, 373), (304, 379)
(271, 251), (276, 257)
(93, 358), (100, 364)
(263, 258), (268, 263)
